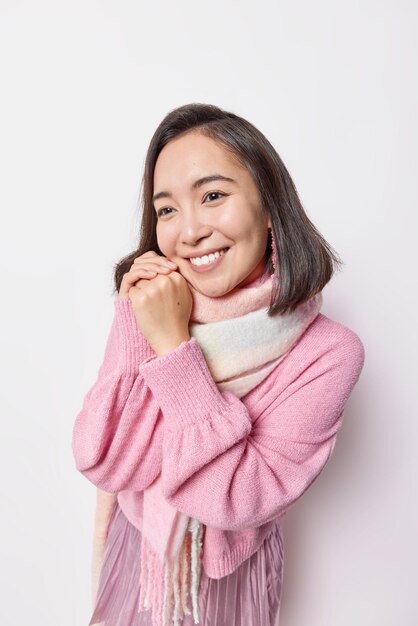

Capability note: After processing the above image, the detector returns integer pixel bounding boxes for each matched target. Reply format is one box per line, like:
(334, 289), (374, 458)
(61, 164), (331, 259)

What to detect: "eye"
(156, 192), (226, 218)
(204, 191), (225, 203)
(156, 206), (173, 218)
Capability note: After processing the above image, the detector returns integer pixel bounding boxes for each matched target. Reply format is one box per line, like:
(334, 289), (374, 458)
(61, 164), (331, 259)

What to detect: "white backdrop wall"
(0, 1), (416, 624)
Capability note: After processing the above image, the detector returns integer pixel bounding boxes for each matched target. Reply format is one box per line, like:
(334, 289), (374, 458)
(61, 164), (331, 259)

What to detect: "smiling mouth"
(188, 247), (229, 266)
(185, 247), (230, 272)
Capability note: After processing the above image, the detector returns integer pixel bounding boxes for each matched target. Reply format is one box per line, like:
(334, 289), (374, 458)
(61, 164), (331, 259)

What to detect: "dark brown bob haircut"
(113, 102), (342, 316)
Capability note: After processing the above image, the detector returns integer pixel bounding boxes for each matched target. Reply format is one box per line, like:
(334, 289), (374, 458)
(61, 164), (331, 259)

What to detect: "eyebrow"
(152, 174), (237, 204)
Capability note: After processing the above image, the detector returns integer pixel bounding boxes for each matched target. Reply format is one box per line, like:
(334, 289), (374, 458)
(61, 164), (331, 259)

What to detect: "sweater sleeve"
(137, 328), (365, 531)
(71, 298), (164, 494)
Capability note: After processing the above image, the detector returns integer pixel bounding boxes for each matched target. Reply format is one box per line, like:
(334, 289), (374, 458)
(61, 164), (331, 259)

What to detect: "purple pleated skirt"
(88, 503), (285, 626)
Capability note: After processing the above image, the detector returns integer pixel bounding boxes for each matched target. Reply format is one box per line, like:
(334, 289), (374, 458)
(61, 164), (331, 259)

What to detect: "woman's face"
(153, 131), (272, 296)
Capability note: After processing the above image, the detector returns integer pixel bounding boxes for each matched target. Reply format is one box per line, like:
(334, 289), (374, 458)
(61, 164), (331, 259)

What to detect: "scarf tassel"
(134, 278), (323, 625)
(137, 518), (204, 626)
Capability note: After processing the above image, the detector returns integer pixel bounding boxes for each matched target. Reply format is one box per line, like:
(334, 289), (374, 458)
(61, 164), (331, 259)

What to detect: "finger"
(118, 267), (159, 300)
(130, 264), (175, 278)
(132, 270), (177, 290)
(120, 265), (176, 295)
(119, 257), (179, 300)
(133, 255), (177, 268)
(125, 267), (158, 280)
(130, 264), (176, 277)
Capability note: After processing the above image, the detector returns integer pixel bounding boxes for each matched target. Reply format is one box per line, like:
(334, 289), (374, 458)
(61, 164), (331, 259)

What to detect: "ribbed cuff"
(138, 337), (232, 430)
(114, 298), (155, 373)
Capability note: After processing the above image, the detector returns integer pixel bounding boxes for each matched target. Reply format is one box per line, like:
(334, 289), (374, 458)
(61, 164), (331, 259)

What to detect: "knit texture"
(137, 271), (322, 625)
(72, 277), (365, 613)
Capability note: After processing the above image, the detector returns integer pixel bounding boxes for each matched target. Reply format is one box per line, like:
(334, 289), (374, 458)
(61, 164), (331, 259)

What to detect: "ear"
(267, 216), (272, 229)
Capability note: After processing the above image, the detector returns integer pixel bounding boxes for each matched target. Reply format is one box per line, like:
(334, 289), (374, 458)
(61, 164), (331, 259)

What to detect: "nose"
(179, 210), (213, 247)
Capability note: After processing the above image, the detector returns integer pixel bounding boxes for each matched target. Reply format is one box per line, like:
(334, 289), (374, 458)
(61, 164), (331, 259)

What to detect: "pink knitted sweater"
(71, 298), (365, 579)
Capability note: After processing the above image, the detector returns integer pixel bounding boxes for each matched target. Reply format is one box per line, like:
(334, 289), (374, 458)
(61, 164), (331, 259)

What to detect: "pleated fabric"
(88, 503), (285, 626)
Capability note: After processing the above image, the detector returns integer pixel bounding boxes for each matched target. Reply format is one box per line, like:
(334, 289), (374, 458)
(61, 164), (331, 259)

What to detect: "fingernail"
(167, 261), (177, 267)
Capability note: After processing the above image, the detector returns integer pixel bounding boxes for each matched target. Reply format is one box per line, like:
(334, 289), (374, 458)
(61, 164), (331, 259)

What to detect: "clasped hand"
(118, 251), (193, 355)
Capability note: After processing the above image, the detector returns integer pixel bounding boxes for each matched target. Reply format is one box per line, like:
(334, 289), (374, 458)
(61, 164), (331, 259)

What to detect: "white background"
(0, 1), (416, 624)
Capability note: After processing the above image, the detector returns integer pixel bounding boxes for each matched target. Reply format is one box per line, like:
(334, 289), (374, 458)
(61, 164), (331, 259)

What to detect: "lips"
(186, 247), (230, 272)
(185, 247), (229, 259)
(189, 248), (229, 264)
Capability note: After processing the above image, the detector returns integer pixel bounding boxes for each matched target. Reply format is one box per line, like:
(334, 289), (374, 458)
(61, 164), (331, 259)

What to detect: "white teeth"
(190, 248), (228, 266)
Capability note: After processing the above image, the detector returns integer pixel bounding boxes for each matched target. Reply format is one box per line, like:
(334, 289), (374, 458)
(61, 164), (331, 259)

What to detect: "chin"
(192, 281), (236, 298)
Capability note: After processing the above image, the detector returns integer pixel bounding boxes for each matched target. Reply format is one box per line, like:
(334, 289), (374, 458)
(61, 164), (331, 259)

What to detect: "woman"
(72, 103), (365, 626)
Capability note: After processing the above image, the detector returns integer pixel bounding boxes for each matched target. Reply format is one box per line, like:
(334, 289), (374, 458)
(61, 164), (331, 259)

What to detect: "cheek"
(156, 226), (176, 254)
(219, 202), (261, 236)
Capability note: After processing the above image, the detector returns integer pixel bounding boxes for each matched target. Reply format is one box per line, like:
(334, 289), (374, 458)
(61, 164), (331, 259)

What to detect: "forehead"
(153, 132), (244, 188)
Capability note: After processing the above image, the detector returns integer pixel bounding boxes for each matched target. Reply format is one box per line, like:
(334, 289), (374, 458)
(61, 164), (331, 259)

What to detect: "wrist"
(153, 333), (191, 356)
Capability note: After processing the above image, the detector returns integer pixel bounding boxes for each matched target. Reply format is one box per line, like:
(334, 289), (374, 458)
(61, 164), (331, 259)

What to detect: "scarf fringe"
(135, 278), (323, 625)
(137, 518), (204, 626)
